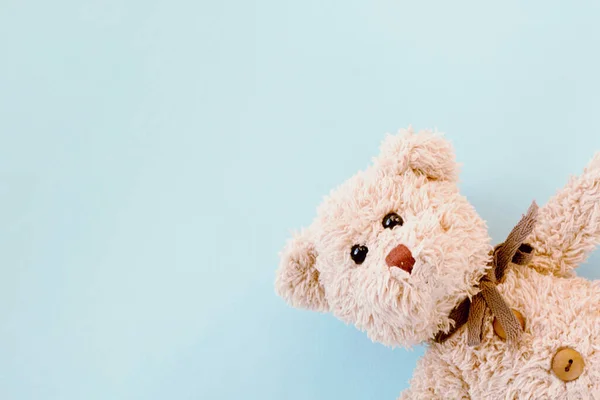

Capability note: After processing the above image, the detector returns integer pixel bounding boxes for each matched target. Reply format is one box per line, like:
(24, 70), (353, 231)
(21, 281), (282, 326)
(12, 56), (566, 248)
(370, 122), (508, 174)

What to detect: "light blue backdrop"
(1, 1), (600, 399)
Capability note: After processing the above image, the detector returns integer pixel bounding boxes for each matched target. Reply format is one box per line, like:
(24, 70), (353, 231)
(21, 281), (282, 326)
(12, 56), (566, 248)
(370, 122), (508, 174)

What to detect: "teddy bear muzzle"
(385, 244), (416, 274)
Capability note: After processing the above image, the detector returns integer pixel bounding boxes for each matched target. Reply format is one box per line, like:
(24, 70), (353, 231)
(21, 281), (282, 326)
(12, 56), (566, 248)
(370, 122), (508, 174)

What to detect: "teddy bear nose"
(385, 244), (415, 273)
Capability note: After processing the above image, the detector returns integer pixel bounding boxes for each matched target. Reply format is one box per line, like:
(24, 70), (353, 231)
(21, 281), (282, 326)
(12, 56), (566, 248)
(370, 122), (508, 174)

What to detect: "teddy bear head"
(275, 128), (492, 347)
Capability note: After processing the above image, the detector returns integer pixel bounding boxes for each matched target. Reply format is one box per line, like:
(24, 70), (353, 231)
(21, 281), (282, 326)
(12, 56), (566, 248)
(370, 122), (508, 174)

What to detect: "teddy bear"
(275, 128), (600, 399)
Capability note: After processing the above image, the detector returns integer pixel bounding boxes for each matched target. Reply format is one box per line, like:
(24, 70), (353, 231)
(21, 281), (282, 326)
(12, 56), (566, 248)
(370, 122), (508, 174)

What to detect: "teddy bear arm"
(397, 350), (470, 400)
(528, 152), (600, 277)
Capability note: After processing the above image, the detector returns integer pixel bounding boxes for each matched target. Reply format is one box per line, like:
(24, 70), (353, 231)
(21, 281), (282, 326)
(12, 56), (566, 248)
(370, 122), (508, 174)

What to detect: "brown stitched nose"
(385, 244), (415, 273)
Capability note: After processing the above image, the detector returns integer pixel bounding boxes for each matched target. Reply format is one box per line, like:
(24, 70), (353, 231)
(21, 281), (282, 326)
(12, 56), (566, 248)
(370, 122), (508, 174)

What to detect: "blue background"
(1, 1), (600, 399)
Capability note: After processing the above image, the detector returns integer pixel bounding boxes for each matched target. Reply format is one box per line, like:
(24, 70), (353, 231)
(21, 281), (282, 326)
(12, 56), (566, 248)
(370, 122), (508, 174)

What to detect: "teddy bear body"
(405, 266), (600, 399)
(275, 128), (600, 399)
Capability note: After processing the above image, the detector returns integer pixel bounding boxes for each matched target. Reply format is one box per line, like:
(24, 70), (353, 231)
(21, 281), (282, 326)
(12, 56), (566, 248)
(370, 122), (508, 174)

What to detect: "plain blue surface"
(1, 1), (600, 399)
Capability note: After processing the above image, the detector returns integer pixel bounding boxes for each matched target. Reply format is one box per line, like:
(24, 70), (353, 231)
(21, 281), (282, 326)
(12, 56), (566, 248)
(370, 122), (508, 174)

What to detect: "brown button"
(493, 309), (525, 339)
(552, 348), (585, 382)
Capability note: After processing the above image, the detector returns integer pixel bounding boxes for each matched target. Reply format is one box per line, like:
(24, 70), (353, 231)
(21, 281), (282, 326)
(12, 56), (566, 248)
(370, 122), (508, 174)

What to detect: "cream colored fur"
(275, 128), (600, 399)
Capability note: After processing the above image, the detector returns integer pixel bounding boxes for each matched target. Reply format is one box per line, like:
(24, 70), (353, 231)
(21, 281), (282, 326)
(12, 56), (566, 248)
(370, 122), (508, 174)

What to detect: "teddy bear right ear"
(376, 128), (459, 182)
(275, 230), (329, 312)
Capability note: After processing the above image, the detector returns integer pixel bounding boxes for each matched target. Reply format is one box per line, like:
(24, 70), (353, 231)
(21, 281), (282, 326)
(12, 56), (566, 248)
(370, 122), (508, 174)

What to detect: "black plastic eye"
(382, 212), (404, 229)
(350, 244), (368, 264)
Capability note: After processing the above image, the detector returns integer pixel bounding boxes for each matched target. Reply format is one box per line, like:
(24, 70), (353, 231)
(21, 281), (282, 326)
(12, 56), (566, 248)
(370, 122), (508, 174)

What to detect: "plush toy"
(275, 128), (600, 399)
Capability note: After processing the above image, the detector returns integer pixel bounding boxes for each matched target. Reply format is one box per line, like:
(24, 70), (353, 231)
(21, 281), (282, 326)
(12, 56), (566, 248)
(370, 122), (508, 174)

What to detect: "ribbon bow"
(434, 202), (539, 346)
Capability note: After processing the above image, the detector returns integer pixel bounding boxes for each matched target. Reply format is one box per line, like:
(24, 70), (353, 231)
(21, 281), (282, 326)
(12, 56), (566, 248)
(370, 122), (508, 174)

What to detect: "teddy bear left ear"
(376, 128), (459, 182)
(275, 230), (329, 312)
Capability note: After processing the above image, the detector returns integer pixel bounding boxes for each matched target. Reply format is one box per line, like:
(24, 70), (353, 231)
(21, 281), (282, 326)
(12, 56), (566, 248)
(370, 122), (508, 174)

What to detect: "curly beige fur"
(528, 153), (600, 278)
(275, 128), (600, 399)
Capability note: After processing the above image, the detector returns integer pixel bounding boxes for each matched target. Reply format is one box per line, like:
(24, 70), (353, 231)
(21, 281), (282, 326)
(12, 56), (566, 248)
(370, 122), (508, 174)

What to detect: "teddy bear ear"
(275, 230), (328, 312)
(376, 128), (459, 182)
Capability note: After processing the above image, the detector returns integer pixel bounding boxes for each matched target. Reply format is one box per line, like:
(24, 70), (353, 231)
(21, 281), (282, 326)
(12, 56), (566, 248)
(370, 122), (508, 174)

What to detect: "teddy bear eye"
(382, 212), (403, 229)
(350, 244), (368, 264)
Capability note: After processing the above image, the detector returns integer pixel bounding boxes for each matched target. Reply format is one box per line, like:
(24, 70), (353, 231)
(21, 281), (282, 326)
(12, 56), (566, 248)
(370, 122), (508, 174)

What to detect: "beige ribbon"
(434, 202), (539, 346)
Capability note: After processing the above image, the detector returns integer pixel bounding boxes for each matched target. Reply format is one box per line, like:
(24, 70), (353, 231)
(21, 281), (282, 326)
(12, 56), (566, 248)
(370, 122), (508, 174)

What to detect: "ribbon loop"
(494, 202), (539, 281)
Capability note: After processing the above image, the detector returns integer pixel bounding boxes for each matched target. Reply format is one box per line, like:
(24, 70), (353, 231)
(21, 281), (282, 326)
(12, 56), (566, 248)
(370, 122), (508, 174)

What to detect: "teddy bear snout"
(385, 244), (416, 274)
